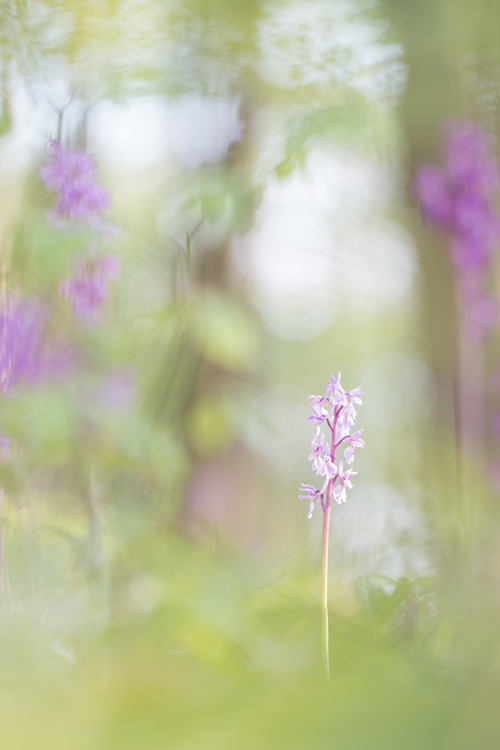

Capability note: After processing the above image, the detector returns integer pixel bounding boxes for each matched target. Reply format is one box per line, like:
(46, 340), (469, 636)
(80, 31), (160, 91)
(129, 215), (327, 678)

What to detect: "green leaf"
(200, 191), (227, 223)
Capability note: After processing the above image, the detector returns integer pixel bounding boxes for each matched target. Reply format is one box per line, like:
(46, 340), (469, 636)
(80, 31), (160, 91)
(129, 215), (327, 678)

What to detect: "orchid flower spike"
(299, 372), (364, 517)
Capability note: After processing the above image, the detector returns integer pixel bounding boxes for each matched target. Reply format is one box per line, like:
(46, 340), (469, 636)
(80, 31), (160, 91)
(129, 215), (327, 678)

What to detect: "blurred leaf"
(276, 93), (375, 178)
(189, 292), (258, 372)
(2, 386), (76, 459)
(0, 103), (11, 140)
(108, 411), (189, 487)
(186, 395), (233, 455)
(200, 191), (227, 223)
(275, 154), (298, 179)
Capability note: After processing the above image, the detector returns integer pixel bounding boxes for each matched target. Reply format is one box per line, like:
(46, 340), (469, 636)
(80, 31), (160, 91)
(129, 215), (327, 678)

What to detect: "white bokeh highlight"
(232, 148), (417, 340)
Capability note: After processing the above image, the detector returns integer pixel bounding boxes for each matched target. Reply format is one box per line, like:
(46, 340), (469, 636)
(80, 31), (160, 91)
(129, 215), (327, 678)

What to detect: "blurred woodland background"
(1, 0), (500, 748)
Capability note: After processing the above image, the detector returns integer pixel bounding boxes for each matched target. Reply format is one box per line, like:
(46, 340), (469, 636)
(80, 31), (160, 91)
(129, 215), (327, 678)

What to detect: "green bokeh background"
(0, 0), (500, 747)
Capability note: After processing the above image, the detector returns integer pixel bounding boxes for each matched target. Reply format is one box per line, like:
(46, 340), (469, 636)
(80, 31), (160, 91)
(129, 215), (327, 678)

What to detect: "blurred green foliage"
(1, 0), (500, 747)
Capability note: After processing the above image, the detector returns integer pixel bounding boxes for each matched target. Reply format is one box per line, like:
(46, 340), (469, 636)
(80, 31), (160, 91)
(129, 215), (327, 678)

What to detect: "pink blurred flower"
(0, 433), (12, 463)
(413, 164), (454, 226)
(0, 297), (74, 391)
(414, 120), (500, 338)
(40, 141), (111, 228)
(60, 254), (121, 322)
(414, 121), (500, 273)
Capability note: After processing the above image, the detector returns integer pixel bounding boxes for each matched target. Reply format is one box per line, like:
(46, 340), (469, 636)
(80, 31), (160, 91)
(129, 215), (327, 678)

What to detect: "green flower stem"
(321, 478), (333, 680)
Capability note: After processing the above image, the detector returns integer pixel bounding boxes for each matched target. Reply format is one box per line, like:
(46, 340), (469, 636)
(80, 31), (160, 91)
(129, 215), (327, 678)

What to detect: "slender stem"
(88, 462), (102, 574)
(321, 406), (340, 678)
(457, 284), (483, 540)
(321, 478), (333, 680)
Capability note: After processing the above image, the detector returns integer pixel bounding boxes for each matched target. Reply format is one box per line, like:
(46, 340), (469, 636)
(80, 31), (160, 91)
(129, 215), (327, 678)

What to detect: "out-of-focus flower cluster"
(40, 141), (111, 229)
(414, 120), (500, 338)
(299, 373), (364, 518)
(0, 142), (125, 473)
(0, 297), (76, 467)
(40, 140), (120, 323)
(0, 297), (74, 393)
(60, 254), (121, 321)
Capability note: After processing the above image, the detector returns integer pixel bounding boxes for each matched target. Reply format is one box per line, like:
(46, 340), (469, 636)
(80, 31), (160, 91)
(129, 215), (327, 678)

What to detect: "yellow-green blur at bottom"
(0, 510), (497, 750)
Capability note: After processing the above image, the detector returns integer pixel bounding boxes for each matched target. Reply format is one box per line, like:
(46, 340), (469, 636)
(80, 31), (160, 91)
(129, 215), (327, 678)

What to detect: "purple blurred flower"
(0, 433), (12, 464)
(60, 254), (121, 321)
(0, 297), (74, 391)
(0, 298), (42, 390)
(299, 372), (364, 517)
(460, 277), (499, 338)
(40, 141), (111, 229)
(414, 119), (500, 338)
(444, 121), (499, 188)
(413, 164), (453, 226)
(414, 121), (500, 267)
